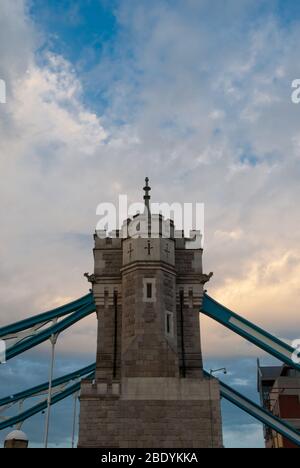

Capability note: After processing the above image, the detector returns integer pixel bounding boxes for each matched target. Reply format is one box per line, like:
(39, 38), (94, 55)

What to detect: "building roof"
(260, 366), (283, 381)
(257, 363), (283, 393)
(5, 430), (28, 442)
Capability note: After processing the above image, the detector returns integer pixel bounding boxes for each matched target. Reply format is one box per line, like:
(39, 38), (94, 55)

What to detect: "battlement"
(94, 232), (122, 249)
(94, 228), (202, 250)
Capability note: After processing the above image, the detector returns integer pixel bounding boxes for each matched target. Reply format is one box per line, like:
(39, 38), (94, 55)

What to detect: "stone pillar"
(92, 235), (122, 382)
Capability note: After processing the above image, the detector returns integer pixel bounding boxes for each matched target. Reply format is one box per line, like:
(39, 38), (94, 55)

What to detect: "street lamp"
(210, 368), (227, 376)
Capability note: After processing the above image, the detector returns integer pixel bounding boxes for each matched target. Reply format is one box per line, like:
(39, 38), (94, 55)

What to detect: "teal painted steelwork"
(0, 363), (96, 407)
(0, 375), (94, 431)
(202, 294), (300, 372)
(0, 293), (93, 338)
(1, 364), (300, 447)
(1, 292), (300, 445)
(5, 301), (96, 361)
(203, 371), (300, 447)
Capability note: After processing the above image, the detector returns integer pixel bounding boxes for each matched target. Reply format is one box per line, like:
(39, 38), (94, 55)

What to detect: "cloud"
(1, 0), (300, 448)
(223, 423), (264, 448)
(0, 0), (299, 354)
(0, 0), (299, 362)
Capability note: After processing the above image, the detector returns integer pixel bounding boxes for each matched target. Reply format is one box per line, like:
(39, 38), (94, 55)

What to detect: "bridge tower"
(78, 180), (223, 448)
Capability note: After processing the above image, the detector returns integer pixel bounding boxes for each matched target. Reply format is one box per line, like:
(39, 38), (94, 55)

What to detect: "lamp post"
(44, 331), (59, 448)
(209, 367), (227, 448)
(71, 391), (79, 448)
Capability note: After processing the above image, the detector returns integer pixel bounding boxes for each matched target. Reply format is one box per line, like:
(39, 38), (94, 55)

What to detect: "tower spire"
(143, 177), (151, 213)
(143, 177), (151, 237)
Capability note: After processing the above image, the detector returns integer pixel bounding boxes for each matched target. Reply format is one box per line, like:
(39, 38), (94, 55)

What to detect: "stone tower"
(78, 179), (223, 448)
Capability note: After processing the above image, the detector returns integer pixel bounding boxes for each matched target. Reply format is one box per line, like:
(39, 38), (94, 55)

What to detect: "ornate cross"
(128, 243), (134, 259)
(145, 240), (153, 256)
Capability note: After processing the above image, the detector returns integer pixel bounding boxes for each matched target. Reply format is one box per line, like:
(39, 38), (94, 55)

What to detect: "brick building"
(78, 179), (223, 448)
(258, 361), (300, 448)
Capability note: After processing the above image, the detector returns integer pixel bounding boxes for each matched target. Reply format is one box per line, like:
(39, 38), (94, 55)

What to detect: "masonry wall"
(121, 266), (179, 378)
(78, 378), (223, 448)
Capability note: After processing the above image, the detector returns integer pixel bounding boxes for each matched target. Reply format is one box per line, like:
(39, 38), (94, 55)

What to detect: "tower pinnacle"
(143, 177), (151, 237)
(143, 177), (151, 211)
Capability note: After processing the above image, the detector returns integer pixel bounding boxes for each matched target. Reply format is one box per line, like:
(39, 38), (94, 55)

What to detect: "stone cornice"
(120, 260), (176, 276)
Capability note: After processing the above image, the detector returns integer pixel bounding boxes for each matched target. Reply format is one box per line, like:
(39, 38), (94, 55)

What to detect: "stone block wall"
(78, 378), (223, 448)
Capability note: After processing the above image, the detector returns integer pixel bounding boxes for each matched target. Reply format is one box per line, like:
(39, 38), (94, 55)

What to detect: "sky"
(0, 0), (300, 448)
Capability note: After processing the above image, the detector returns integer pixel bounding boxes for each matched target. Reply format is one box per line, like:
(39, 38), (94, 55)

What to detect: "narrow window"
(166, 314), (171, 334)
(143, 278), (156, 303)
(165, 311), (174, 337)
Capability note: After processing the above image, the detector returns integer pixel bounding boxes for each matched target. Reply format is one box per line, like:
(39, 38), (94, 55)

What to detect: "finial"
(143, 177), (151, 237)
(143, 177), (151, 209)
